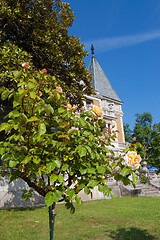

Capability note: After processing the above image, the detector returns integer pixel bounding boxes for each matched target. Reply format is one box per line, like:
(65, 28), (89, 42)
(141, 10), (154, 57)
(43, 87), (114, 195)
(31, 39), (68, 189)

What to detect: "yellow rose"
(93, 106), (103, 118)
(122, 151), (141, 170)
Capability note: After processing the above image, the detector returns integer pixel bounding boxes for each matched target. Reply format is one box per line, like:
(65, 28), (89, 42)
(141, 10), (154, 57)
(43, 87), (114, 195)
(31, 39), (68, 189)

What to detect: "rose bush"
(0, 57), (142, 239)
(0, 60), (141, 211)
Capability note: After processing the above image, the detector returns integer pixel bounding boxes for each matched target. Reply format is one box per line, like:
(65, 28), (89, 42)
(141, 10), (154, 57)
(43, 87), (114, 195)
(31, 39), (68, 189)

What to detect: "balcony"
(103, 109), (115, 118)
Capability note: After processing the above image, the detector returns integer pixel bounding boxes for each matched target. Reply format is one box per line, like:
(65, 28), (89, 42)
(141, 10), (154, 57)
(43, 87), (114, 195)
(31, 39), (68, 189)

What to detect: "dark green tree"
(147, 123), (160, 171)
(133, 112), (159, 161)
(0, 0), (93, 106)
(123, 123), (133, 143)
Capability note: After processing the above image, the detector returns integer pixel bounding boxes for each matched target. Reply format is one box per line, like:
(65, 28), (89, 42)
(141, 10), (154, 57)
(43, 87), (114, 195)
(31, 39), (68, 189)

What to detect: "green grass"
(0, 197), (160, 240)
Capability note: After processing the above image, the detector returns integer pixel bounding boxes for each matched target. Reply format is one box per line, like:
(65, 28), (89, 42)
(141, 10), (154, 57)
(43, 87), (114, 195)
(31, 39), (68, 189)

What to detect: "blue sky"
(64, 0), (160, 129)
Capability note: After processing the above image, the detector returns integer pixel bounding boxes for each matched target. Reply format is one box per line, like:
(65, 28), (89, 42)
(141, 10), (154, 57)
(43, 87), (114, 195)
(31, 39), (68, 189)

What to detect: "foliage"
(123, 123), (133, 143)
(133, 113), (153, 145)
(139, 173), (149, 184)
(0, 63), (139, 213)
(124, 112), (160, 170)
(0, 42), (32, 88)
(148, 132), (160, 173)
(133, 112), (159, 160)
(0, 0), (93, 106)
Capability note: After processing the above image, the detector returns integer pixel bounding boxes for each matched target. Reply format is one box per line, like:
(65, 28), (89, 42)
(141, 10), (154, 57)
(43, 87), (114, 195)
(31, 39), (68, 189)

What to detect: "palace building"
(84, 45), (126, 155)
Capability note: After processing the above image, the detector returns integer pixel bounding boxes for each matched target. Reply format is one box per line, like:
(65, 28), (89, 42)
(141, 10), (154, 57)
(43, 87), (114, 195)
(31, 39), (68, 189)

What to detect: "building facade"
(84, 46), (126, 155)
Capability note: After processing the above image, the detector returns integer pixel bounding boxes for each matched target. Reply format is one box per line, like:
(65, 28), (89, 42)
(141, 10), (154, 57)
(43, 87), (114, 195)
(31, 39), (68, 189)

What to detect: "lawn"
(0, 197), (159, 240)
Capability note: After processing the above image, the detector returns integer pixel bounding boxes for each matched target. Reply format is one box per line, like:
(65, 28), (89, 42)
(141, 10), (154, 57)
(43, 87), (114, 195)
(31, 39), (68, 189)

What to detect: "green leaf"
(30, 91), (36, 99)
(79, 118), (86, 127)
(97, 166), (106, 174)
(53, 190), (62, 202)
(101, 185), (111, 196)
(87, 167), (96, 174)
(80, 167), (87, 175)
(67, 189), (76, 201)
(22, 189), (33, 201)
(88, 179), (98, 188)
(1, 90), (9, 100)
(98, 184), (104, 193)
(38, 123), (46, 135)
(121, 167), (131, 176)
(84, 186), (90, 195)
(9, 160), (18, 168)
(77, 183), (85, 190)
(27, 116), (40, 122)
(22, 155), (32, 164)
(13, 101), (20, 108)
(45, 190), (62, 207)
(9, 110), (20, 118)
(62, 163), (69, 171)
(89, 133), (94, 140)
(91, 152), (95, 159)
(9, 170), (20, 183)
(0, 123), (9, 132)
(32, 157), (41, 164)
(0, 147), (5, 155)
(47, 104), (54, 114)
(106, 166), (113, 174)
(54, 160), (61, 168)
(45, 191), (54, 207)
(76, 145), (87, 158)
(58, 107), (65, 114)
(50, 174), (58, 182)
(75, 195), (82, 205)
(18, 87), (25, 95)
(58, 175), (64, 184)
(70, 205), (75, 214)
(123, 176), (131, 186)
(46, 162), (56, 173)
(132, 171), (138, 184)
(2, 152), (11, 161)
(12, 70), (21, 78)
(85, 145), (91, 154)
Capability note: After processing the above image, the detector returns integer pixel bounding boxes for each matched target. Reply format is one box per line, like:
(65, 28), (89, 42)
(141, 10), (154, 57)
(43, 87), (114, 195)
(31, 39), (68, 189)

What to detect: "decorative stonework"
(85, 49), (126, 154)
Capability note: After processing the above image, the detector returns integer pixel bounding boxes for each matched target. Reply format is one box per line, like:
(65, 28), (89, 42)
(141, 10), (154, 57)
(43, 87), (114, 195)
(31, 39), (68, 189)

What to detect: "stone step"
(140, 193), (160, 197)
(136, 184), (159, 190)
(126, 183), (160, 196)
(141, 190), (159, 194)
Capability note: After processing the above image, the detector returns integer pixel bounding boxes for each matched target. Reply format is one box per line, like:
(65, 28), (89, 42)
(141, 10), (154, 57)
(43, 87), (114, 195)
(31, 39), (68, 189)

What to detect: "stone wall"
(1, 172), (159, 209)
(0, 175), (45, 209)
(0, 175), (121, 209)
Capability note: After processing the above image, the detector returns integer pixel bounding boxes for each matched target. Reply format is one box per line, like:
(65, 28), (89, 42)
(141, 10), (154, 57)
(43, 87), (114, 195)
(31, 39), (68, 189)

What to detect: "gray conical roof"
(88, 56), (122, 102)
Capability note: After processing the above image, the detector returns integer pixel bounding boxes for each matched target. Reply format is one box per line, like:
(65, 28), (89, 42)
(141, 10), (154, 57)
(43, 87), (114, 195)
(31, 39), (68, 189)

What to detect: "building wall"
(85, 94), (126, 151)
(116, 114), (125, 143)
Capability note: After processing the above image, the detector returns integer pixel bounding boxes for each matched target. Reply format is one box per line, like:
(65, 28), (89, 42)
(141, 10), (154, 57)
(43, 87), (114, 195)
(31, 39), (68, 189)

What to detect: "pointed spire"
(91, 44), (94, 56)
(88, 55), (122, 102)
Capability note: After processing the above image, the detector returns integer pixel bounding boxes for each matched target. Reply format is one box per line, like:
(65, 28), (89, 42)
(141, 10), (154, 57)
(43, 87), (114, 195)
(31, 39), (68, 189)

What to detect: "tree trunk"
(49, 203), (56, 240)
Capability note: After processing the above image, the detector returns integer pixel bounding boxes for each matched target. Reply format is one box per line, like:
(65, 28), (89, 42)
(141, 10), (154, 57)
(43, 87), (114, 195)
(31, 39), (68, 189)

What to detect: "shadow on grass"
(107, 227), (157, 240)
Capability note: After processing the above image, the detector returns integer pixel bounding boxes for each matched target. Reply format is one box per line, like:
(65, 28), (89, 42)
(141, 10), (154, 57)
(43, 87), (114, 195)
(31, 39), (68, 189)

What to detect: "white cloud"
(84, 30), (160, 52)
